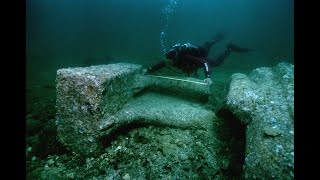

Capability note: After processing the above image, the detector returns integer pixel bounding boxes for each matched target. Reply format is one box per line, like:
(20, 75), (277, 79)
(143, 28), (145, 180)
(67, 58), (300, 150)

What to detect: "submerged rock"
(55, 63), (211, 157)
(52, 62), (236, 179)
(224, 62), (294, 179)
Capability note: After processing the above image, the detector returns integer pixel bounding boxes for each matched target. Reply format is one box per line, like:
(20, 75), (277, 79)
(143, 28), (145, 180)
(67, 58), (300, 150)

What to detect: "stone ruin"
(55, 63), (213, 157)
(224, 62), (294, 179)
(55, 62), (294, 179)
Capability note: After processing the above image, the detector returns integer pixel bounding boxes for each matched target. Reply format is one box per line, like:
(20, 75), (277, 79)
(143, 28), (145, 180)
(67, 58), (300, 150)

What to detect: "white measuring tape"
(146, 75), (208, 85)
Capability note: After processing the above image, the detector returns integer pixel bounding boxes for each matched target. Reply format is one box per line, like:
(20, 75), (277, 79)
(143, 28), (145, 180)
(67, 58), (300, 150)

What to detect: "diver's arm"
(146, 61), (166, 74)
(182, 55), (211, 78)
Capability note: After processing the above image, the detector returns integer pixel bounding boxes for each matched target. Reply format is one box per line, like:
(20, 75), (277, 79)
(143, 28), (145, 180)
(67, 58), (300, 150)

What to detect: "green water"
(26, 0), (293, 179)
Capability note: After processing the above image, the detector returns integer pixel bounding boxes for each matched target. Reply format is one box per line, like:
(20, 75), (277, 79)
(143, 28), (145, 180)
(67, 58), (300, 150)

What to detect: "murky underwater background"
(26, 0), (294, 179)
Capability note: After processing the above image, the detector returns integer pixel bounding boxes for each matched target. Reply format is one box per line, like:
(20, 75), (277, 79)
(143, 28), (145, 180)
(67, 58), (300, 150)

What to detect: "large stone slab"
(55, 63), (212, 157)
(56, 63), (142, 156)
(142, 75), (210, 101)
(98, 92), (215, 137)
(225, 62), (294, 179)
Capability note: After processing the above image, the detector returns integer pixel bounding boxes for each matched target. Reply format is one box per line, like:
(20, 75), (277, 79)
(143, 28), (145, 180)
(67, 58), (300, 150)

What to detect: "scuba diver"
(143, 33), (254, 85)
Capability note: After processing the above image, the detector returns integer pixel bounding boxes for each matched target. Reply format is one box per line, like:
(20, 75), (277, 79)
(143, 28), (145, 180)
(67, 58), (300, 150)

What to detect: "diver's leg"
(208, 43), (254, 67)
(208, 48), (232, 67)
(227, 42), (255, 53)
(200, 32), (225, 55)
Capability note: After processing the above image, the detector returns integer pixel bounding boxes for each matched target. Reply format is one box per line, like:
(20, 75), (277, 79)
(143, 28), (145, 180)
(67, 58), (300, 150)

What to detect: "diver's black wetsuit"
(146, 34), (251, 78)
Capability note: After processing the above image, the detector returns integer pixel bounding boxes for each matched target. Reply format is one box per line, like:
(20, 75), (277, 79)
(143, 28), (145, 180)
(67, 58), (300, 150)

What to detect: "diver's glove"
(204, 78), (213, 85)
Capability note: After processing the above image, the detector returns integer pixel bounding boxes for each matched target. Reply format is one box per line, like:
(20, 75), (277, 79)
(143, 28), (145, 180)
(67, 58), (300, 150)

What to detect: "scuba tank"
(172, 43), (199, 52)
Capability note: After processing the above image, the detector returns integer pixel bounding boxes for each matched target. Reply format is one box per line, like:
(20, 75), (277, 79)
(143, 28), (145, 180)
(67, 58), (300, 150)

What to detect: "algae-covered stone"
(264, 126), (282, 137)
(55, 63), (213, 157)
(56, 63), (142, 156)
(225, 62), (294, 179)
